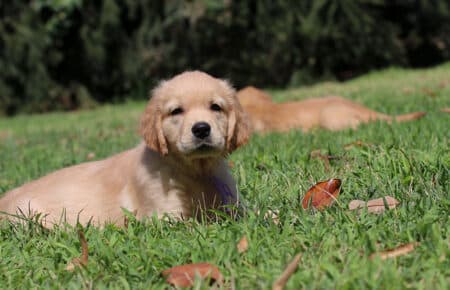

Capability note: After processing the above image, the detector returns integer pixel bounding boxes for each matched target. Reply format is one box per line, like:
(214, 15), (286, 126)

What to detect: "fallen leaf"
(265, 209), (280, 225)
(302, 179), (341, 210)
(0, 130), (10, 140)
(348, 200), (366, 211)
(237, 235), (248, 253)
(255, 209), (280, 225)
(439, 80), (448, 89)
(344, 140), (372, 150)
(369, 242), (419, 260)
(66, 229), (89, 271)
(310, 149), (339, 171)
(402, 87), (414, 94)
(272, 254), (302, 290)
(421, 87), (437, 97)
(162, 263), (223, 288)
(87, 152), (96, 160)
(349, 196), (400, 213)
(123, 209), (138, 229)
(228, 160), (235, 168)
(440, 108), (450, 113)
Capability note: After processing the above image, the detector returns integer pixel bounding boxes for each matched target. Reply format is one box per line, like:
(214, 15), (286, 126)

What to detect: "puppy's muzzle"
(191, 122), (211, 139)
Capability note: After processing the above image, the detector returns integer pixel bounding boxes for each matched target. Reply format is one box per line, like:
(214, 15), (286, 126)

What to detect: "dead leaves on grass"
(237, 235), (249, 254)
(343, 140), (373, 150)
(369, 242), (419, 260)
(302, 179), (342, 210)
(310, 149), (340, 171)
(123, 209), (138, 229)
(162, 263), (224, 288)
(86, 152), (96, 160)
(349, 196), (400, 214)
(256, 209), (281, 225)
(65, 229), (89, 271)
(272, 254), (302, 290)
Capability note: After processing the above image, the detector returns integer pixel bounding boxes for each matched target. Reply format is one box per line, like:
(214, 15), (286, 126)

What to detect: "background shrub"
(1, 0), (449, 115)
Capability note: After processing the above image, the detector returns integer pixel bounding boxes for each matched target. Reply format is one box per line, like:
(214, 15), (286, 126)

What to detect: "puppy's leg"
(318, 97), (425, 130)
(318, 98), (386, 130)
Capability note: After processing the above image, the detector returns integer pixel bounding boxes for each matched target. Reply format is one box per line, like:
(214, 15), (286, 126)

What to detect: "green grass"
(1, 63), (449, 289)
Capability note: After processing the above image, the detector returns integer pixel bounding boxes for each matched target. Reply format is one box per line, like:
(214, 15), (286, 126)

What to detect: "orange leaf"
(162, 263), (223, 288)
(441, 108), (450, 113)
(369, 242), (419, 260)
(237, 235), (248, 253)
(302, 179), (341, 210)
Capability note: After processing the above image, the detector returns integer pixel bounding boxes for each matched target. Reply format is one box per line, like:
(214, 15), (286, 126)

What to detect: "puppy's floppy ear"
(139, 89), (168, 155)
(224, 82), (252, 152)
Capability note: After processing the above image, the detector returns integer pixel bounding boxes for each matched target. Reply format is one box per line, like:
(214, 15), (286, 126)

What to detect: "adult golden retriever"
(237, 86), (426, 133)
(0, 71), (251, 227)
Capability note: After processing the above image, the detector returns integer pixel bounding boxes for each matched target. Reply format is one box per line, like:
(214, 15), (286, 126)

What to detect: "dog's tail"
(393, 111), (427, 122)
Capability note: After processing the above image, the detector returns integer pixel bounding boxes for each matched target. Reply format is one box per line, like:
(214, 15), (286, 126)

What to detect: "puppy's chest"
(168, 176), (224, 209)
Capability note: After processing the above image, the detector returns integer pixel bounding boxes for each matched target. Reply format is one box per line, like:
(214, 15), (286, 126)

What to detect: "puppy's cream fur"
(0, 72), (251, 227)
(238, 86), (426, 133)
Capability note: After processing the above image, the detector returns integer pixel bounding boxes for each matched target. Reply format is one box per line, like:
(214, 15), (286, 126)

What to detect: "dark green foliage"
(1, 0), (449, 115)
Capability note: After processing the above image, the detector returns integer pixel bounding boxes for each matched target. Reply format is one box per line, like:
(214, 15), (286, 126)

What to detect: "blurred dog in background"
(237, 86), (426, 133)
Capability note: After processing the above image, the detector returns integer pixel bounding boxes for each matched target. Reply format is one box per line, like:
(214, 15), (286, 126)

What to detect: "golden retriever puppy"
(237, 86), (426, 133)
(0, 71), (251, 227)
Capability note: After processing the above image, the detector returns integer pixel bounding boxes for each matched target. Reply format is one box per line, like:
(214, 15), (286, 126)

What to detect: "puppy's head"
(140, 71), (251, 159)
(236, 86), (273, 107)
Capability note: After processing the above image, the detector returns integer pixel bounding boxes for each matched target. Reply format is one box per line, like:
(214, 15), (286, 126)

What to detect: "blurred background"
(1, 0), (449, 116)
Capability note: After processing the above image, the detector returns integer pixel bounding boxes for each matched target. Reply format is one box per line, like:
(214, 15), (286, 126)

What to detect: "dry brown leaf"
(344, 140), (372, 150)
(66, 229), (89, 271)
(237, 235), (248, 253)
(421, 87), (437, 97)
(272, 254), (302, 290)
(369, 242), (419, 260)
(310, 149), (330, 171)
(402, 87), (414, 94)
(255, 209), (280, 225)
(349, 196), (400, 214)
(162, 263), (223, 288)
(265, 209), (280, 225)
(302, 179), (341, 210)
(0, 130), (10, 140)
(348, 200), (366, 211)
(440, 108), (450, 113)
(123, 209), (138, 229)
(86, 152), (96, 160)
(439, 80), (449, 89)
(228, 160), (235, 168)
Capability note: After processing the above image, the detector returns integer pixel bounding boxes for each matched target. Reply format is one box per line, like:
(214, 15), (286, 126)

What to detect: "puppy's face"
(140, 71), (251, 159)
(161, 86), (229, 158)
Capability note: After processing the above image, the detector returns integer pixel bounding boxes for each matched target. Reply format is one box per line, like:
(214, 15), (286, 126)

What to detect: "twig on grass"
(369, 242), (419, 260)
(66, 229), (89, 271)
(272, 253), (302, 290)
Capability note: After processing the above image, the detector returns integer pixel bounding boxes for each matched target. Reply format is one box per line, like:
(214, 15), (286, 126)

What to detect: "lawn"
(0, 64), (449, 289)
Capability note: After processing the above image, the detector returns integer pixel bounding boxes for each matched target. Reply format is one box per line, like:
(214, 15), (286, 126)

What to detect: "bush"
(0, 0), (449, 115)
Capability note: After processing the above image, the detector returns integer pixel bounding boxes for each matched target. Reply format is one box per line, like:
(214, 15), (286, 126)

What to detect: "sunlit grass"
(0, 63), (449, 289)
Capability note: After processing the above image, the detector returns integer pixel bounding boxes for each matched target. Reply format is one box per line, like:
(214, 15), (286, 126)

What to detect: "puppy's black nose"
(191, 122), (211, 139)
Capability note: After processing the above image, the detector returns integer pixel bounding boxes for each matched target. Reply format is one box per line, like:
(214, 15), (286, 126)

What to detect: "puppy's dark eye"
(210, 103), (222, 112)
(170, 108), (183, 116)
